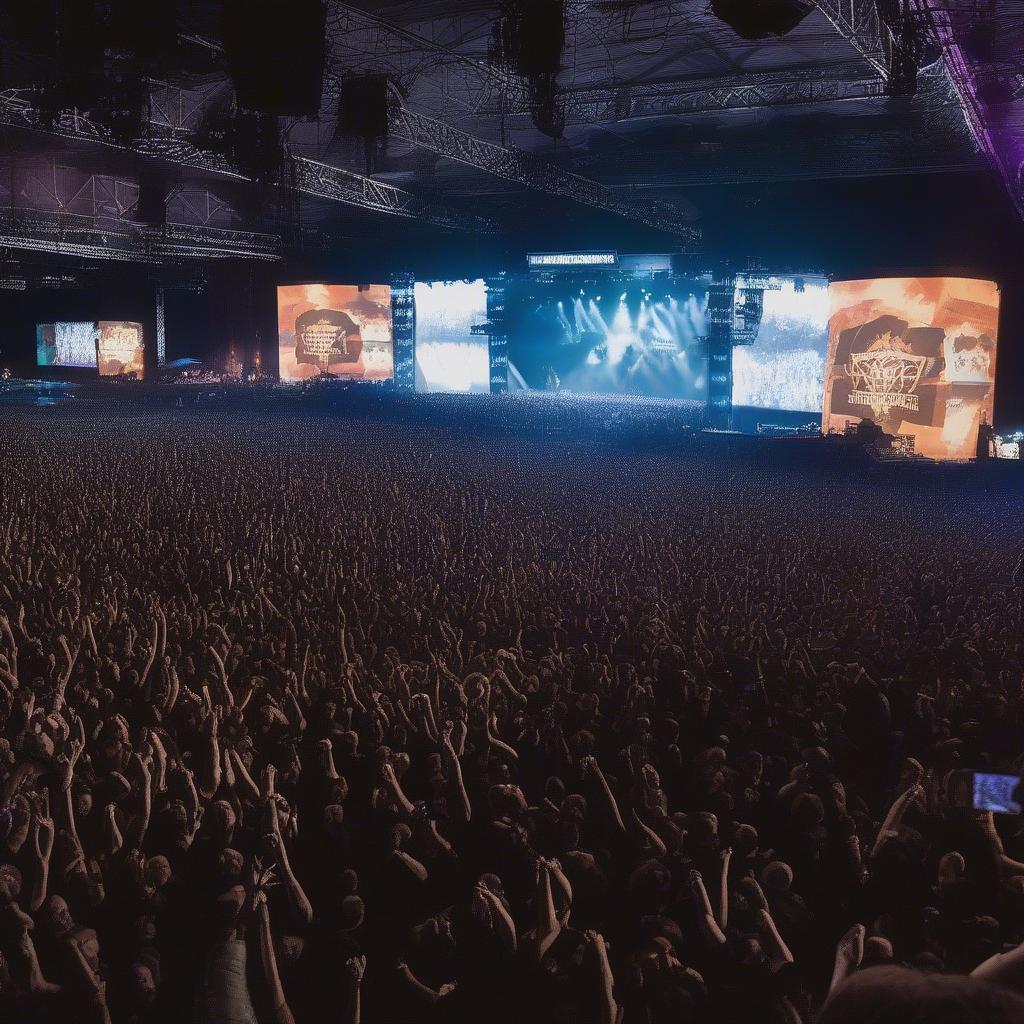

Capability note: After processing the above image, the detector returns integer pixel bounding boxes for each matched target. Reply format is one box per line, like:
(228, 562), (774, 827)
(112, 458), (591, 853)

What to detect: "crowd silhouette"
(1, 396), (1024, 1023)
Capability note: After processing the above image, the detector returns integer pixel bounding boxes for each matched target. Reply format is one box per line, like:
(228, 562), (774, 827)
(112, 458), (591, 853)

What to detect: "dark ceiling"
(0, 1), (1020, 267)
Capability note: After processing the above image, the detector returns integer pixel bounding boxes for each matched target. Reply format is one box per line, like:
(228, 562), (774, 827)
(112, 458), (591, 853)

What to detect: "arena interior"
(2, 3), (1024, 1023)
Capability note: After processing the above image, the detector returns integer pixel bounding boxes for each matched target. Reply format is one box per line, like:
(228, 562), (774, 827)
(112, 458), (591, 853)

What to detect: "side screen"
(278, 284), (393, 382)
(97, 322), (145, 378)
(414, 280), (489, 393)
(37, 322), (98, 368)
(732, 276), (830, 413)
(823, 278), (999, 459)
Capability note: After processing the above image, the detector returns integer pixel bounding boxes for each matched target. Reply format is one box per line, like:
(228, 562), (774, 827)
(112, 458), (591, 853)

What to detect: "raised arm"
(265, 809), (313, 927)
(582, 756), (626, 833)
(870, 785), (923, 859)
(440, 722), (471, 823)
(342, 956), (366, 1024)
(584, 930), (617, 1024)
(256, 890), (296, 1024)
(530, 859), (562, 960)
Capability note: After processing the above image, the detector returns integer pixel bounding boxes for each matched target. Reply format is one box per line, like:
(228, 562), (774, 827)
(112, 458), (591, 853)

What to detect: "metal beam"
(0, 207), (281, 261)
(327, 2), (699, 238)
(499, 67), (888, 124)
(388, 100), (700, 242)
(325, 2), (524, 115)
(0, 89), (494, 234)
(812, 1), (893, 78)
(916, 0), (1024, 221)
(328, 2), (890, 125)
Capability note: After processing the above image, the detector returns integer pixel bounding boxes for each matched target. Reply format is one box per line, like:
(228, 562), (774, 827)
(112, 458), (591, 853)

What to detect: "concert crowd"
(1, 399), (1024, 1024)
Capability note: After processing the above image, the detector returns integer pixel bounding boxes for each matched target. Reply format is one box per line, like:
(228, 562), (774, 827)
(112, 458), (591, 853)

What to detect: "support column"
(706, 280), (736, 429)
(486, 274), (508, 394)
(155, 286), (166, 367)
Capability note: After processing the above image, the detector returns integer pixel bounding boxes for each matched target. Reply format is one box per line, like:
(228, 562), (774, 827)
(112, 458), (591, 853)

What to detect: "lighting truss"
(0, 89), (492, 234)
(327, 1), (891, 126)
(914, 0), (1024, 221)
(0, 207), (281, 262)
(289, 157), (494, 232)
(502, 66), (887, 123)
(812, 0), (894, 79)
(0, 209), (151, 261)
(152, 225), (282, 260)
(325, 2), (528, 115)
(327, 3), (699, 238)
(389, 102), (700, 243)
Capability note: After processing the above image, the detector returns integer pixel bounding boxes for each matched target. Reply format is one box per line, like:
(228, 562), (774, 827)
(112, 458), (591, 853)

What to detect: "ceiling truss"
(388, 100), (700, 242)
(0, 88), (493, 235)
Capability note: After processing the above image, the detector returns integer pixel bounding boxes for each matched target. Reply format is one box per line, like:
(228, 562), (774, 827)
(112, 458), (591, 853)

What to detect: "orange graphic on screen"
(97, 322), (145, 378)
(277, 284), (393, 381)
(823, 278), (999, 460)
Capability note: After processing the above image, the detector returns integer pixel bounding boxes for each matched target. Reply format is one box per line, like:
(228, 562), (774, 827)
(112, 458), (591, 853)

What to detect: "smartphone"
(972, 772), (1022, 814)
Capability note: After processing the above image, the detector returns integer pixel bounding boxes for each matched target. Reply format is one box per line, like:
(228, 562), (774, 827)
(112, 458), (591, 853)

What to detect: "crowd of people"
(1, 396), (1024, 1024)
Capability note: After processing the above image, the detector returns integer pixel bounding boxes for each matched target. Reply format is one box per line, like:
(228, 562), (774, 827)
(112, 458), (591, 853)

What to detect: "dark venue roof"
(0, 1), (1020, 257)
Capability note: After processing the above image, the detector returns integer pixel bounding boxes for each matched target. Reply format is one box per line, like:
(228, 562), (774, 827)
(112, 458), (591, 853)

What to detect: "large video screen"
(507, 282), (708, 399)
(732, 276), (830, 413)
(36, 322), (98, 368)
(277, 284), (393, 382)
(97, 321), (145, 378)
(414, 279), (489, 394)
(823, 277), (999, 460)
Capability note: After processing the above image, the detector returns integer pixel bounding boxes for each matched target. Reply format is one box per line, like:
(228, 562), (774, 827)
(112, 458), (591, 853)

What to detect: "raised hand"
(345, 954), (367, 984)
(830, 923), (866, 994)
(32, 810), (54, 862)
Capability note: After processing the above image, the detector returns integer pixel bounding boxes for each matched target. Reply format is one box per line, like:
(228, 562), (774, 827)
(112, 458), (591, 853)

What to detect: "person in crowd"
(0, 393), (1022, 1023)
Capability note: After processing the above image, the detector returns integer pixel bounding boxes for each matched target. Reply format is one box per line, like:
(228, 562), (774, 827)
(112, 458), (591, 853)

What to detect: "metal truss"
(0, 208), (147, 261)
(153, 224), (281, 260)
(915, 0), (1024, 221)
(389, 102), (700, 242)
(328, 2), (699, 238)
(812, 1), (894, 79)
(165, 188), (240, 228)
(531, 67), (886, 123)
(0, 89), (492, 234)
(325, 2), (526, 116)
(146, 81), (227, 133)
(0, 207), (281, 262)
(327, 1), (890, 125)
(289, 157), (494, 232)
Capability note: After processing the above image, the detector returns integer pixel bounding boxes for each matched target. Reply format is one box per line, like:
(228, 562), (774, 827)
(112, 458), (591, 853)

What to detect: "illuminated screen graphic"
(97, 321), (145, 378)
(732, 276), (830, 413)
(823, 278), (999, 460)
(414, 280), (489, 394)
(278, 284), (393, 382)
(36, 322), (98, 368)
(507, 283), (708, 400)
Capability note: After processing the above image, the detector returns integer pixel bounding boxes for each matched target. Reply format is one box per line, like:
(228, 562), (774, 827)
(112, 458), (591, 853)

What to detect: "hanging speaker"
(222, 0), (325, 117)
(710, 0), (815, 39)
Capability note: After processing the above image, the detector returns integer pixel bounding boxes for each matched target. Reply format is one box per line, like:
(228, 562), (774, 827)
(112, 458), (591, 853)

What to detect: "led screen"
(732, 276), (830, 413)
(277, 284), (393, 382)
(823, 277), (999, 460)
(36, 322), (97, 368)
(97, 321), (145, 378)
(507, 283), (708, 400)
(414, 280), (489, 394)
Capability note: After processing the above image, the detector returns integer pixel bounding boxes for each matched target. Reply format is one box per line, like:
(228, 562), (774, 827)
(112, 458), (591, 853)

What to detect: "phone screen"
(972, 772), (1022, 814)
